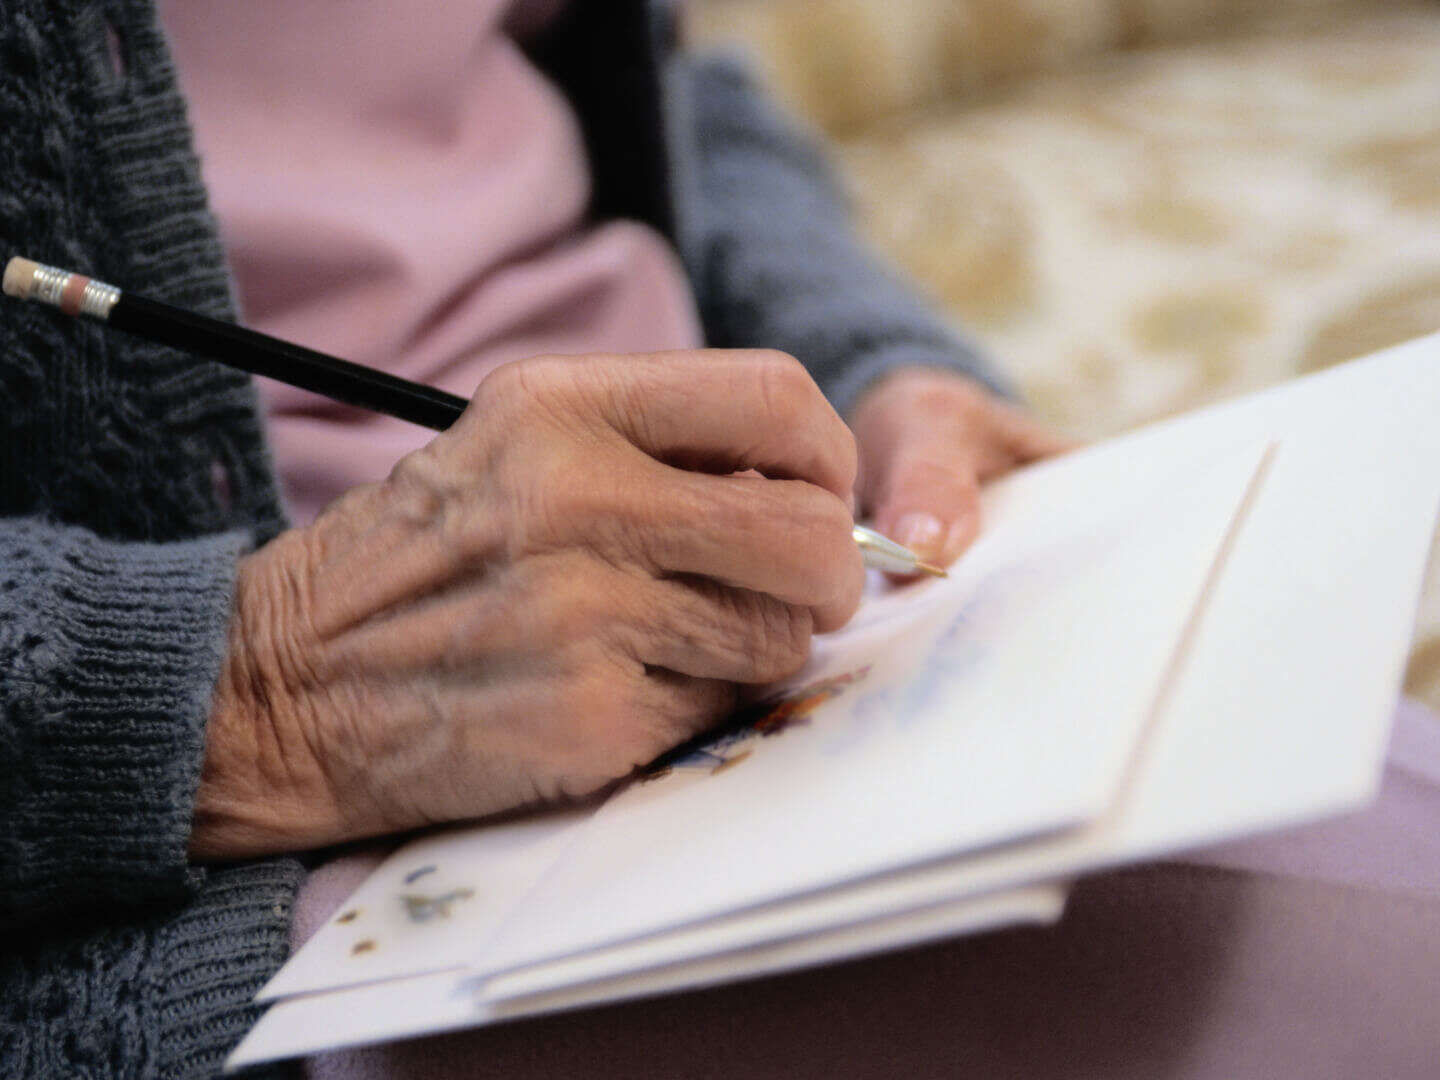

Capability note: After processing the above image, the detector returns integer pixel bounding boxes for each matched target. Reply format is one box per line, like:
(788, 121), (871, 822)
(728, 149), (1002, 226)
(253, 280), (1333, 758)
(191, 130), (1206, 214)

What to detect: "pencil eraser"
(3, 257), (39, 300)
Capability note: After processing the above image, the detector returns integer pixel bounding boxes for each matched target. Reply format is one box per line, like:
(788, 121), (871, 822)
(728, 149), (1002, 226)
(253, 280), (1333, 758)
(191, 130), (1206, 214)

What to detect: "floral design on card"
(642, 666), (873, 781)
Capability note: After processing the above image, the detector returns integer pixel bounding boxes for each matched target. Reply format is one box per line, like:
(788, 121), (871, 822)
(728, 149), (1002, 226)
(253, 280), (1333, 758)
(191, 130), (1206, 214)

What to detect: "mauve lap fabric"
(293, 699), (1440, 1080)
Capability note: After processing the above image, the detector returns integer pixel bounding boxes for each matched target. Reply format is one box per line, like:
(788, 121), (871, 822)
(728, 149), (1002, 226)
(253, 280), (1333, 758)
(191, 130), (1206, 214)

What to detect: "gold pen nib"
(852, 523), (951, 578)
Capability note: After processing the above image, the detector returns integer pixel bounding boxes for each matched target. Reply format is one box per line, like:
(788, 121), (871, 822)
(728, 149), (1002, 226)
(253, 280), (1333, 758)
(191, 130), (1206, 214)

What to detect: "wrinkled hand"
(851, 368), (1074, 575)
(192, 351), (863, 859)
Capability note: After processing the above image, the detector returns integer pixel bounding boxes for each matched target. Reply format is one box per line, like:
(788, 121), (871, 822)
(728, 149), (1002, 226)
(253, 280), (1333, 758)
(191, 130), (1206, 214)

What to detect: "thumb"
(869, 442), (983, 573)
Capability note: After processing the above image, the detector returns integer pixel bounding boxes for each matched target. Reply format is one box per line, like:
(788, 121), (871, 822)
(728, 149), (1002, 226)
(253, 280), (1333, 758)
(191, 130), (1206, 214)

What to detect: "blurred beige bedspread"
(694, 0), (1440, 707)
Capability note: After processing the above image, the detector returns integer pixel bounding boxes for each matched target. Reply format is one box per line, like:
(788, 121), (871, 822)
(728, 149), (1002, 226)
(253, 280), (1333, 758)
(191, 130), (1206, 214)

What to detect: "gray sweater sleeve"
(670, 52), (1017, 417)
(0, 517), (247, 928)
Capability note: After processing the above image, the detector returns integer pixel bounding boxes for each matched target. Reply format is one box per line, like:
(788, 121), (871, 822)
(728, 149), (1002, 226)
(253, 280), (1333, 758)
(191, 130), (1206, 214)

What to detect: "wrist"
(190, 544), (348, 860)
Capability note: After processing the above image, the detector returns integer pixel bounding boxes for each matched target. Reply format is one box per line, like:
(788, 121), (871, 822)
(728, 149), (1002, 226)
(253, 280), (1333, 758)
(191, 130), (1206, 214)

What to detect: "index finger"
(504, 350), (860, 503)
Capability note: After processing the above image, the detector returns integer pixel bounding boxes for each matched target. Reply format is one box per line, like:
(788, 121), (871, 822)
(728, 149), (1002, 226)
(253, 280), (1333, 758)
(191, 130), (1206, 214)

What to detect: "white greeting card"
(254, 431), (1267, 1008)
(230, 334), (1440, 1070)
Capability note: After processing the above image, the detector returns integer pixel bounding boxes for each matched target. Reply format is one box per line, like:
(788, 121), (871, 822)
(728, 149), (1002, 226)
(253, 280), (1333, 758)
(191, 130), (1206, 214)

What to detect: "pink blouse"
(160, 0), (702, 523)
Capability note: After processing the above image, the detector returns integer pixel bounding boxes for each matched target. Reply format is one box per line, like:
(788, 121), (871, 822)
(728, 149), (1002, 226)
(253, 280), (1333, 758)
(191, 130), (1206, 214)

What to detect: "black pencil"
(2, 255), (467, 431)
(2, 255), (944, 576)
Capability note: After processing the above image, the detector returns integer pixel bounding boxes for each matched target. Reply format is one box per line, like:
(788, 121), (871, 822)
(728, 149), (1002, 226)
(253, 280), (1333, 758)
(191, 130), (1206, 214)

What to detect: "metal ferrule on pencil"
(5, 258), (121, 320)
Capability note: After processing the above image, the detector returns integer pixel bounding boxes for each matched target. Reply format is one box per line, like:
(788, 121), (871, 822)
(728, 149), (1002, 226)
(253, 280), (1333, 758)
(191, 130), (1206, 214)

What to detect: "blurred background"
(691, 0), (1440, 709)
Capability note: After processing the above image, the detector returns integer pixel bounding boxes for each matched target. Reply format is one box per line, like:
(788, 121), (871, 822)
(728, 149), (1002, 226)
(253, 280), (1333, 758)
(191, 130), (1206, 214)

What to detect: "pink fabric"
(160, 0), (702, 523)
(291, 700), (1440, 1078)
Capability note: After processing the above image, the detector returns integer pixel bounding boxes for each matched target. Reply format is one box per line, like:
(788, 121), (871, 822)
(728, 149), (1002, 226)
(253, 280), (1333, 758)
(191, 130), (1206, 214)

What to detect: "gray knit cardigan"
(0, 1), (1002, 1075)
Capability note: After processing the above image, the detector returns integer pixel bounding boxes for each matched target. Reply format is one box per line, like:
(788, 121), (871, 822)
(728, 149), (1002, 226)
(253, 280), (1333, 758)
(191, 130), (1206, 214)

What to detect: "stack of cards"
(229, 334), (1440, 1070)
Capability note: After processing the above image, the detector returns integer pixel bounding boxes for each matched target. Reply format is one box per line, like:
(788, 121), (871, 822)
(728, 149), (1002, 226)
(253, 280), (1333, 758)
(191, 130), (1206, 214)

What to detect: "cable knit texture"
(0, 2), (1005, 1076)
(1, 1), (299, 1076)
(0, 522), (247, 916)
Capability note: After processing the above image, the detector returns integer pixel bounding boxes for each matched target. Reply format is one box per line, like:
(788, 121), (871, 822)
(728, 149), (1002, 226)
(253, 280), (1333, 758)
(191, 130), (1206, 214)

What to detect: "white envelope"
(487, 334), (1440, 1002)
(262, 428), (1264, 1006)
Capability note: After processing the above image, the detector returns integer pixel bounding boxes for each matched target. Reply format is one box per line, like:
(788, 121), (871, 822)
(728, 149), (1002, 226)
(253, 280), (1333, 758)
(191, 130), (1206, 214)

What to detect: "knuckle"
(386, 447), (496, 560)
(504, 460), (658, 571)
(386, 443), (443, 499)
(597, 579), (661, 662)
(478, 354), (574, 423)
(797, 494), (860, 589)
(653, 581), (813, 684)
(506, 353), (561, 396)
(602, 472), (687, 573)
(762, 349), (808, 385)
(471, 357), (527, 417)
(754, 598), (813, 680)
(706, 589), (810, 683)
(753, 350), (814, 428)
(604, 360), (659, 436)
(530, 468), (636, 558)
(645, 582), (726, 668)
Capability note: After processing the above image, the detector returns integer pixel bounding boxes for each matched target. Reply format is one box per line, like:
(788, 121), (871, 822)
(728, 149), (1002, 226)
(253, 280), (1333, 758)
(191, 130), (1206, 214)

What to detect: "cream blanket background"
(693, 0), (1440, 708)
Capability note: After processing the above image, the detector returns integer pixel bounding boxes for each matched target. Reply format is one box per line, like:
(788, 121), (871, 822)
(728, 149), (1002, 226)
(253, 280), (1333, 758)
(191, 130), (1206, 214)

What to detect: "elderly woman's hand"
(850, 368), (1074, 576)
(191, 351), (864, 859)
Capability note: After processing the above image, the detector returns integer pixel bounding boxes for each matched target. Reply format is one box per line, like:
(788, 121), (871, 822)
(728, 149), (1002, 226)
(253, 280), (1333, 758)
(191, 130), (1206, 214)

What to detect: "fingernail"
(893, 512), (945, 560)
(944, 512), (976, 558)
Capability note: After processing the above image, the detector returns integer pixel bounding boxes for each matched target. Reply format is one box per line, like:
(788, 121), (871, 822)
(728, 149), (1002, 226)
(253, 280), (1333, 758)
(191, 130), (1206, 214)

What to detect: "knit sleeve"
(670, 52), (1018, 417)
(0, 516), (248, 929)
